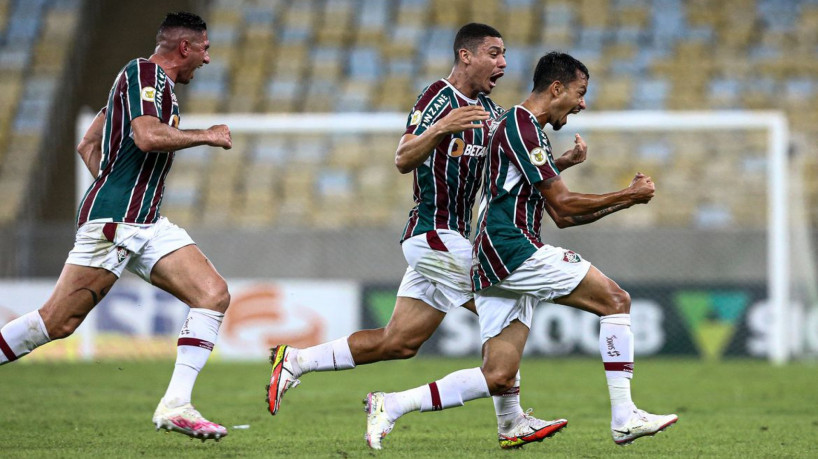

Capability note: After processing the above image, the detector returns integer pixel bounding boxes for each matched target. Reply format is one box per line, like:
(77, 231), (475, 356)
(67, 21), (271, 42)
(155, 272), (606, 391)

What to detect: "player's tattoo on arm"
(566, 203), (629, 226)
(75, 287), (110, 306)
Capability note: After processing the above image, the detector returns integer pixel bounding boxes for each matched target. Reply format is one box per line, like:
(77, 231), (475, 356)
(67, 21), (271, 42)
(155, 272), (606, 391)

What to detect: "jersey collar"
(442, 79), (479, 104)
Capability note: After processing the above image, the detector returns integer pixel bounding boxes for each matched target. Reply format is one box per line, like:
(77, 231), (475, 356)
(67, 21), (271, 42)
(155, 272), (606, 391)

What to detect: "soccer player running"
(363, 52), (678, 449)
(0, 12), (232, 441)
(267, 24), (584, 450)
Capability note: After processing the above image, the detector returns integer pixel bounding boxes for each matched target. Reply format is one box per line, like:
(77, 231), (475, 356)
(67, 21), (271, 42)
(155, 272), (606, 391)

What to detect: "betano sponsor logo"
(448, 138), (486, 158)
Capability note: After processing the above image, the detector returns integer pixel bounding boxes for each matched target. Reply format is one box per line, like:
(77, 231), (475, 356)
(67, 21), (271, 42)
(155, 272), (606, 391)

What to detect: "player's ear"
(551, 81), (562, 97)
(179, 39), (190, 57)
(459, 48), (470, 65)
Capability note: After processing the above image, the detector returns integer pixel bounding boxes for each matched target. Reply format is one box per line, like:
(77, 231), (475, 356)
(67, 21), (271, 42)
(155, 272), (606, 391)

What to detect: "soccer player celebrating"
(363, 52), (678, 449)
(0, 12), (232, 441)
(267, 24), (584, 449)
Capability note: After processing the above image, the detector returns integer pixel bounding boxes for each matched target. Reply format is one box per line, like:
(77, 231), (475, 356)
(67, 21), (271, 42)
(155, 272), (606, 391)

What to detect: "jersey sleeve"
(504, 110), (559, 185)
(404, 83), (451, 136)
(124, 60), (163, 121)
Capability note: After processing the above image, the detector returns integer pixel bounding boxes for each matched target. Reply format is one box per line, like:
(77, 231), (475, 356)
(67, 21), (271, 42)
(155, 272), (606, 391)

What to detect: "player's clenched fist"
(629, 172), (655, 204)
(436, 105), (490, 134)
(208, 124), (232, 149)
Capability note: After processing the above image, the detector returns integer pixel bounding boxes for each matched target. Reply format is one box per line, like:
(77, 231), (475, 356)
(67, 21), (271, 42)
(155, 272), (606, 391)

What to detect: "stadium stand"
(0, 0), (83, 223)
(0, 0), (815, 232)
(175, 0), (817, 230)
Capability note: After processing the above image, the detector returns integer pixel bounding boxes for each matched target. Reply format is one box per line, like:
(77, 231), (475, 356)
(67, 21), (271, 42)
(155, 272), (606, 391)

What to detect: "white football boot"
(611, 408), (678, 445)
(153, 400), (228, 441)
(266, 345), (301, 415)
(363, 392), (395, 450)
(498, 409), (568, 449)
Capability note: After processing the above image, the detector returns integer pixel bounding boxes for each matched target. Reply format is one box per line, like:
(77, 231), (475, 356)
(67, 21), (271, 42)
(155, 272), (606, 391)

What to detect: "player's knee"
(201, 282), (230, 313)
(383, 338), (421, 360)
(605, 288), (631, 315)
(47, 318), (81, 340)
(482, 368), (517, 394)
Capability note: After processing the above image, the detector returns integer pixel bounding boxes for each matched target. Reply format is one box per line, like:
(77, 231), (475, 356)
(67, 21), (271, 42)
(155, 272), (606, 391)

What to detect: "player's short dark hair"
(453, 23), (502, 62)
(532, 52), (589, 93)
(157, 11), (207, 39)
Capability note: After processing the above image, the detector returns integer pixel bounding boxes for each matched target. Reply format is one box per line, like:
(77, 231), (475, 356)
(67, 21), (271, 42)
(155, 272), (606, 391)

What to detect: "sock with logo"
(293, 336), (355, 378)
(0, 311), (51, 365)
(599, 313), (636, 426)
(384, 367), (490, 421)
(493, 370), (523, 431)
(162, 308), (223, 407)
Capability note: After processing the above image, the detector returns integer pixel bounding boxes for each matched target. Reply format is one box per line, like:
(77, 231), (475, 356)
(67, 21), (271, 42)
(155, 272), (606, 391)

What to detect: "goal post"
(76, 110), (796, 363)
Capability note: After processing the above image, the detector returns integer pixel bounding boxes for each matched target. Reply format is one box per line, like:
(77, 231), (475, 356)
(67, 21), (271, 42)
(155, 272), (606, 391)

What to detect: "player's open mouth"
(489, 72), (504, 88)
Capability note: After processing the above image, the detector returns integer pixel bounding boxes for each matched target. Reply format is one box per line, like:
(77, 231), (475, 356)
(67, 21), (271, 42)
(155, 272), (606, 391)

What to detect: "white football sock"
(599, 314), (636, 426)
(608, 378), (636, 427)
(294, 336), (355, 377)
(384, 367), (490, 421)
(493, 370), (523, 430)
(0, 310), (50, 364)
(162, 308), (223, 407)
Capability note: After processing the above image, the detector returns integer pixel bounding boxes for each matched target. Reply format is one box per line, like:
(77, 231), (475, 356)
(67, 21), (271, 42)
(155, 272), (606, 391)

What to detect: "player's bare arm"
(536, 172), (654, 221)
(545, 200), (630, 228)
(131, 115), (232, 152)
(395, 105), (489, 173)
(553, 133), (587, 171)
(77, 108), (106, 178)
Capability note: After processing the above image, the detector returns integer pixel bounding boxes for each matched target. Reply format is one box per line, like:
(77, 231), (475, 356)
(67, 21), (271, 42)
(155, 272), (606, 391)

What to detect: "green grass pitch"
(1, 357), (816, 458)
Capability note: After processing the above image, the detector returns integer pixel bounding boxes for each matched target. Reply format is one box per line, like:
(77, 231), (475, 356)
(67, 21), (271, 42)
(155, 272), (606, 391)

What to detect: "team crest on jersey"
(115, 247), (129, 263)
(529, 147), (548, 166)
(410, 110), (421, 126)
(140, 86), (156, 102)
(563, 250), (582, 263)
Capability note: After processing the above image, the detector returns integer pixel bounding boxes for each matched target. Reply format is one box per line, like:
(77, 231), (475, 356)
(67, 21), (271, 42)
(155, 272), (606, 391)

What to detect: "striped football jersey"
(471, 105), (560, 291)
(400, 79), (504, 242)
(77, 58), (180, 227)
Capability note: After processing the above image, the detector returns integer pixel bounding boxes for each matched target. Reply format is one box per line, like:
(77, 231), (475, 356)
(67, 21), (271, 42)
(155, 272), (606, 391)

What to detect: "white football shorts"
(66, 216), (195, 282)
(397, 229), (473, 313)
(475, 244), (592, 343)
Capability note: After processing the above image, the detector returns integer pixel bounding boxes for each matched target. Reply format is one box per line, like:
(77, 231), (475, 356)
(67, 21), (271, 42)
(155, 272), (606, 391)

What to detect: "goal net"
(77, 110), (815, 363)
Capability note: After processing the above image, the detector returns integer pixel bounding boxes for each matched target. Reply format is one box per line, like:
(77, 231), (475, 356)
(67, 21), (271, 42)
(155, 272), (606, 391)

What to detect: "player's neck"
(446, 68), (478, 99)
(521, 95), (551, 127)
(148, 53), (178, 83)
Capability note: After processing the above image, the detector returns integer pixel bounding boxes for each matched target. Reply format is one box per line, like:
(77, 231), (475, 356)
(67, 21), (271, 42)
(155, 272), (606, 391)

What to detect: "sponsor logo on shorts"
(563, 250), (581, 263)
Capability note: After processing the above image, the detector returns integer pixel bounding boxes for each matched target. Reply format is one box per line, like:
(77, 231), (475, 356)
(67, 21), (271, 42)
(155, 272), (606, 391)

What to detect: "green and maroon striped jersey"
(77, 58), (180, 227)
(400, 79), (504, 242)
(471, 105), (560, 291)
